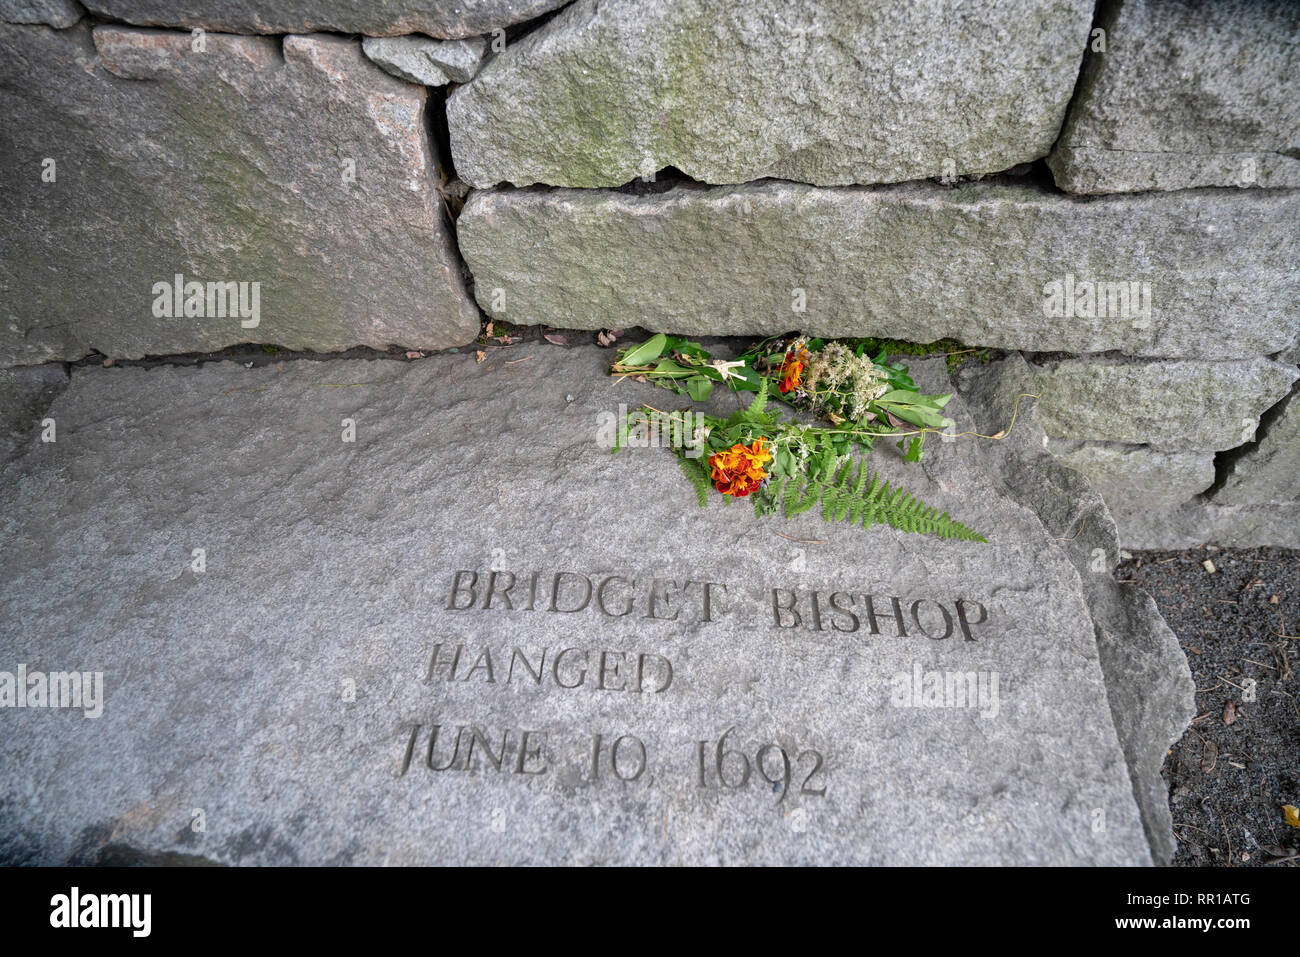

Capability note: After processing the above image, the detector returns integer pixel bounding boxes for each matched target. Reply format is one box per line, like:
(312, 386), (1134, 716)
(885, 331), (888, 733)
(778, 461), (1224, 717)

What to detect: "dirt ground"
(1118, 547), (1299, 867)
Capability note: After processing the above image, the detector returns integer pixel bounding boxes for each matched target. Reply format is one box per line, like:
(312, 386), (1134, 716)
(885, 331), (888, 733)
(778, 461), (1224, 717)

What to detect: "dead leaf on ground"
(1274, 643), (1293, 681)
(1200, 738), (1217, 773)
(543, 332), (568, 346)
(1284, 804), (1300, 828)
(1223, 700), (1238, 726)
(475, 350), (485, 363)
(405, 351), (424, 360)
(1261, 844), (1298, 861)
(596, 329), (617, 347)
(485, 321), (494, 338)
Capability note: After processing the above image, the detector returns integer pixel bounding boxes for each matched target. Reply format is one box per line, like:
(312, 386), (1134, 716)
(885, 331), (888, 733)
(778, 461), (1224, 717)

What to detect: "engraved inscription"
(695, 727), (828, 801)
(446, 569), (728, 624)
(771, 588), (989, 641)
(425, 641), (673, 694)
(394, 568), (997, 809)
(398, 724), (549, 777)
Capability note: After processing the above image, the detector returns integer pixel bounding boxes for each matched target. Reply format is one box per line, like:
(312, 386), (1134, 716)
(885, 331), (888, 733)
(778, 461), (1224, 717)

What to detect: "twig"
(1054, 517), (1087, 542)
(771, 530), (826, 545)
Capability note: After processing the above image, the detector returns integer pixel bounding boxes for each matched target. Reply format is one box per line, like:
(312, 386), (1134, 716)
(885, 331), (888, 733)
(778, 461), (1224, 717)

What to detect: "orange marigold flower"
(778, 346), (810, 393)
(708, 438), (772, 497)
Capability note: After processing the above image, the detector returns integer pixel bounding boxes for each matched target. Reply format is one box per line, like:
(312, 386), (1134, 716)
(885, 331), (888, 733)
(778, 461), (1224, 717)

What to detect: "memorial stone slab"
(446, 0), (1095, 188)
(81, 1), (571, 39)
(1215, 387), (1300, 506)
(1033, 357), (1299, 450)
(1048, 0), (1300, 194)
(1115, 501), (1300, 551)
(0, 0), (82, 26)
(0, 364), (67, 465)
(1046, 440), (1215, 513)
(0, 24), (480, 366)
(456, 180), (1300, 360)
(363, 36), (487, 87)
(0, 347), (1190, 865)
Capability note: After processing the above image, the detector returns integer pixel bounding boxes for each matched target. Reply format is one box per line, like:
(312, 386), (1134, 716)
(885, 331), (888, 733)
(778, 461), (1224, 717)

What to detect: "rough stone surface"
(363, 36), (486, 86)
(81, 1), (571, 39)
(1049, 0), (1300, 194)
(1033, 358), (1299, 450)
(425, 36), (488, 83)
(0, 24), (480, 365)
(1215, 386), (1300, 507)
(1046, 441), (1215, 512)
(457, 180), (1300, 359)
(0, 347), (1186, 865)
(0, 0), (81, 26)
(1115, 502), (1300, 550)
(956, 355), (1195, 865)
(0, 364), (67, 465)
(363, 36), (452, 86)
(447, 0), (1096, 188)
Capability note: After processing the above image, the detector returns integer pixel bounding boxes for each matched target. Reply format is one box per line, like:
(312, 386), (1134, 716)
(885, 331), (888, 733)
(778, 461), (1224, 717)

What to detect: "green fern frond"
(785, 476), (821, 518)
(676, 455), (712, 508)
(776, 463), (986, 542)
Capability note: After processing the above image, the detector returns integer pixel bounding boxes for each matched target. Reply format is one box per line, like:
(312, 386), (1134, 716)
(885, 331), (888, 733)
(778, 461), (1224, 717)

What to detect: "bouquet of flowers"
(610, 334), (987, 542)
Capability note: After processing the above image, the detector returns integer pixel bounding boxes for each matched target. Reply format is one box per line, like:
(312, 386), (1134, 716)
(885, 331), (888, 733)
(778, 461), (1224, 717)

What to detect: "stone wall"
(2, 0), (1298, 549)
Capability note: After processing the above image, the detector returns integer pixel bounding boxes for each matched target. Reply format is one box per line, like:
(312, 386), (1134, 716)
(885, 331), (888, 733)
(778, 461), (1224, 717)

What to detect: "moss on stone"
(844, 337), (991, 372)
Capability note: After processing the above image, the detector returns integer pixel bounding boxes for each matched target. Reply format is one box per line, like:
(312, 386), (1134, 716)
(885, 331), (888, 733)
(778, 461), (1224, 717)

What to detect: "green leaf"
(621, 333), (667, 367)
(898, 434), (925, 462)
(877, 402), (952, 429)
(653, 358), (696, 377)
(727, 365), (765, 392)
(666, 337), (712, 360)
(685, 375), (715, 401)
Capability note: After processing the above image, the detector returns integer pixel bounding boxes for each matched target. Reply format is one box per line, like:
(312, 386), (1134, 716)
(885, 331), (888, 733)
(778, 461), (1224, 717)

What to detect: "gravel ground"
(1118, 547), (1300, 867)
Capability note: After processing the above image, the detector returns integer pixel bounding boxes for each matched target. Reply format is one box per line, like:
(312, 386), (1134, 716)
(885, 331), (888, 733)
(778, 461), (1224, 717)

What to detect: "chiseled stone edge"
(1114, 501), (1300, 551)
(362, 36), (451, 86)
(1215, 379), (1300, 507)
(0, 0), (82, 28)
(1047, 0), (1300, 195)
(1046, 439), (1216, 512)
(1033, 356), (1300, 451)
(0, 363), (68, 467)
(80, 0), (571, 39)
(956, 354), (1195, 865)
(456, 181), (1300, 360)
(0, 22), (483, 364)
